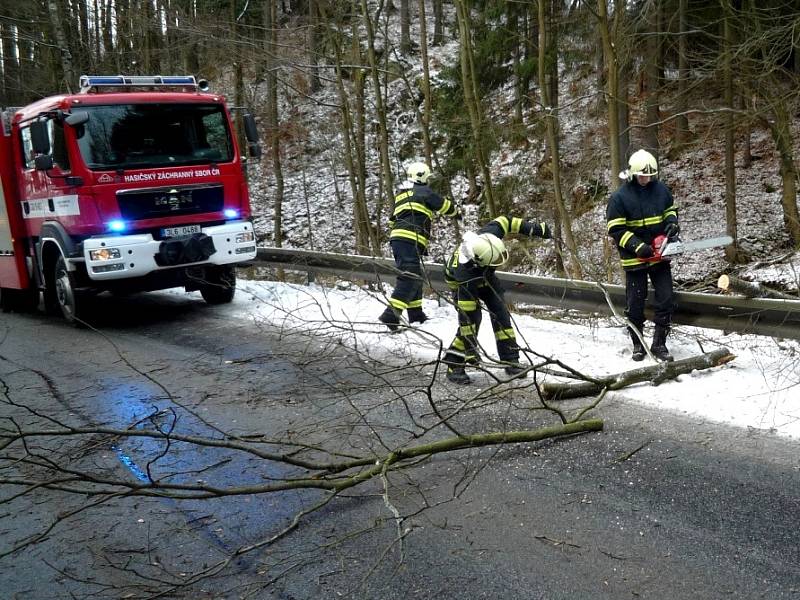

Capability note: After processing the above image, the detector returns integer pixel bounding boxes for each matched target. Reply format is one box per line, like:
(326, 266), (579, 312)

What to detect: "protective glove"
(664, 222), (680, 240)
(635, 243), (654, 258)
(530, 222), (552, 239)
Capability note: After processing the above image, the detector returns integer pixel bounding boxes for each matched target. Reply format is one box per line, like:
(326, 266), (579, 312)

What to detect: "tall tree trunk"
(359, 0), (395, 226)
(597, 0), (621, 188)
(266, 0), (286, 257)
(673, 0), (690, 148)
(432, 0), (444, 45)
(417, 0), (434, 165)
(47, 0), (76, 91)
(642, 1), (660, 156)
(455, 0), (495, 215)
(769, 102), (800, 246)
(400, 0), (411, 54)
(308, 0), (321, 93)
(538, 0), (581, 279)
(722, 2), (739, 262)
(351, 16), (375, 253)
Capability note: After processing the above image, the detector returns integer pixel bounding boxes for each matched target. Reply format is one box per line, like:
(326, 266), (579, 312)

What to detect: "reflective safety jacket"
(389, 182), (458, 251)
(606, 179), (678, 271)
(444, 215), (550, 287)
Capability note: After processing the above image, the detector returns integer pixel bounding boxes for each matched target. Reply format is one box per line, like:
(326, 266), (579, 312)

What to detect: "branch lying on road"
(540, 348), (735, 400)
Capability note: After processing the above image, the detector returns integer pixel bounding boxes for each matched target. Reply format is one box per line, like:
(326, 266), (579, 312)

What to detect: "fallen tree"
(540, 348), (735, 400)
(717, 274), (797, 300)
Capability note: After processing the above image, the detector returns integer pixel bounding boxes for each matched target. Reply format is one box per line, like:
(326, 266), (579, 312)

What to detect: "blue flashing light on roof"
(79, 75), (205, 94)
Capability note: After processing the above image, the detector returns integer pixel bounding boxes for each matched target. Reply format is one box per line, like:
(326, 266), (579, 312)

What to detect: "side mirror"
(243, 113), (259, 143)
(65, 111), (89, 127)
(30, 121), (51, 155)
(34, 155), (54, 171)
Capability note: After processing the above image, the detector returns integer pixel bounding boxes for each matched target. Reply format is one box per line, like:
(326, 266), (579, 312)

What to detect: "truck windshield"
(75, 103), (234, 170)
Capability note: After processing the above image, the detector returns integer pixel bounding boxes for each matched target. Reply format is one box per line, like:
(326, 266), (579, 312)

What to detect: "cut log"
(541, 348), (735, 400)
(717, 274), (797, 300)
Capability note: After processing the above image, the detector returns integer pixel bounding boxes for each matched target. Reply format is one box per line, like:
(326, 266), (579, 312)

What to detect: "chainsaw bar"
(660, 235), (733, 257)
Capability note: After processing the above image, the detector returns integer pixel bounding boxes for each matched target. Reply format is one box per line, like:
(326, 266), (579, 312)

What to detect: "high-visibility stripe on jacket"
(388, 183), (458, 250)
(606, 179), (678, 271)
(444, 215), (549, 286)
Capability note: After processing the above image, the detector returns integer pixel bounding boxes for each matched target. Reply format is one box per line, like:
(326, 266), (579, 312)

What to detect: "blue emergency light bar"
(79, 75), (207, 93)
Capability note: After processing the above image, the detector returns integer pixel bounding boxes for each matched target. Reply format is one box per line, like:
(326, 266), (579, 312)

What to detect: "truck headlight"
(235, 231), (255, 243)
(89, 247), (121, 261)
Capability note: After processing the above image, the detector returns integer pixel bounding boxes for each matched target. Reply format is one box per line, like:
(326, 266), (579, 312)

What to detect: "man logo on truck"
(0, 74), (262, 323)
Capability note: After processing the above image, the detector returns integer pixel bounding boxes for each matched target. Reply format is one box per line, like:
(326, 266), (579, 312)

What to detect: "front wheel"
(199, 265), (236, 305)
(52, 256), (86, 324)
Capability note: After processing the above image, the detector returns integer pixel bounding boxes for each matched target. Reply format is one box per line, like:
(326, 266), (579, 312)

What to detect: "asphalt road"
(0, 290), (798, 600)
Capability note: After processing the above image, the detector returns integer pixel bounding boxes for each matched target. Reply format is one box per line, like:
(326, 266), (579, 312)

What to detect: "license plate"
(161, 224), (201, 238)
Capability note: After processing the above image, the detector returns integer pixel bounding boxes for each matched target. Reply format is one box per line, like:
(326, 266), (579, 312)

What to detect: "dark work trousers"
(388, 239), (425, 312)
(442, 274), (520, 367)
(624, 261), (674, 329)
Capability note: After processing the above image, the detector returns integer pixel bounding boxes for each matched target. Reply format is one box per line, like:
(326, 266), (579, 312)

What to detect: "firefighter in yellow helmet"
(607, 149), (679, 362)
(378, 162), (460, 330)
(441, 215), (552, 385)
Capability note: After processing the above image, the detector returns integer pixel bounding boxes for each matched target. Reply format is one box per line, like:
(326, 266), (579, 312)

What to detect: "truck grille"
(116, 184), (224, 220)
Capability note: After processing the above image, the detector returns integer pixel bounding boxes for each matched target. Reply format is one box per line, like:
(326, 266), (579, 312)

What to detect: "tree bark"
(541, 348), (735, 400)
(597, 0), (621, 189)
(455, 0), (496, 215)
(718, 274), (797, 299)
(538, 0), (581, 278)
(722, 3), (739, 262)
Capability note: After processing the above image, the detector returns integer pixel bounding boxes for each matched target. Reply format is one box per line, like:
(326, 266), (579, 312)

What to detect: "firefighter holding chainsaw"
(607, 149), (679, 362)
(441, 215), (553, 385)
(379, 162), (460, 330)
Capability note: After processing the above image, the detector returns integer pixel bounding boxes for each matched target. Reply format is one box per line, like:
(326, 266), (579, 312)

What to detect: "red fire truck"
(0, 75), (260, 323)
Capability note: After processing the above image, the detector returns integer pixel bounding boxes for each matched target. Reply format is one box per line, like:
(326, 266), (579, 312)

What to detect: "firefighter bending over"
(442, 215), (553, 385)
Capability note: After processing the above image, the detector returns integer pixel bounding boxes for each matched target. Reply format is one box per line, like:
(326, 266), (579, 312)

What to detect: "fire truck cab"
(0, 75), (260, 323)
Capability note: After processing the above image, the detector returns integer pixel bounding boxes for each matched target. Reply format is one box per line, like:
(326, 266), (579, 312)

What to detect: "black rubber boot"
(504, 363), (528, 378)
(629, 326), (646, 362)
(378, 307), (401, 332)
(446, 366), (471, 385)
(407, 308), (428, 324)
(650, 325), (674, 361)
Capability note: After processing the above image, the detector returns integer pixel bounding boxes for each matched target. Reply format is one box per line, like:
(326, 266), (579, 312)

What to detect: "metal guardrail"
(254, 247), (800, 340)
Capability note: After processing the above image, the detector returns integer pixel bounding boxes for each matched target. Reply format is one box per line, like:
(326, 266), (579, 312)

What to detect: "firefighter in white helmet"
(607, 149), (679, 362)
(378, 162), (460, 330)
(441, 215), (553, 385)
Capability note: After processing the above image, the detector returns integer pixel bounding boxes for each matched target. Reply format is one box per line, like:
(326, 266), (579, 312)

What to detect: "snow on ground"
(191, 278), (800, 441)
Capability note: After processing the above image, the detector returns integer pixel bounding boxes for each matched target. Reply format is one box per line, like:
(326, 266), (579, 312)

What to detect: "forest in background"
(2, 0), (800, 284)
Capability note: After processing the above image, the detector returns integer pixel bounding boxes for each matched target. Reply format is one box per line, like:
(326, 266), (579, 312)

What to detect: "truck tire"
(199, 265), (236, 305)
(52, 255), (86, 324)
(0, 287), (40, 313)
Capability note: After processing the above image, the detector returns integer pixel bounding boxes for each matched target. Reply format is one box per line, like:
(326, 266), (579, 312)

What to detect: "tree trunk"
(455, 0), (496, 215)
(538, 0), (582, 278)
(722, 4), (739, 262)
(642, 1), (660, 156)
(541, 348), (735, 400)
(417, 0), (434, 165)
(359, 0), (395, 228)
(718, 274), (797, 299)
(769, 102), (800, 246)
(400, 0), (411, 54)
(265, 0), (286, 262)
(432, 0), (444, 45)
(597, 0), (621, 189)
(308, 0), (322, 93)
(47, 0), (77, 91)
(673, 0), (690, 147)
